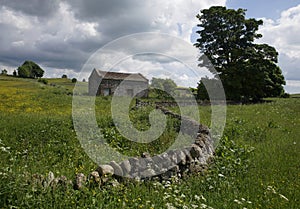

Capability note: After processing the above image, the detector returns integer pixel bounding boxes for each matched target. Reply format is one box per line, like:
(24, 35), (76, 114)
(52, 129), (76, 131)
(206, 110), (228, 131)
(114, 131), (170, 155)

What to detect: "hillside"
(0, 76), (299, 208)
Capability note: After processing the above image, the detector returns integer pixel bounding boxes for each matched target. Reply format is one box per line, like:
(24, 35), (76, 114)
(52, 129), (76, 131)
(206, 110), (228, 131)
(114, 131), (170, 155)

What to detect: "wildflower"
(163, 194), (170, 200)
(166, 202), (176, 209)
(267, 185), (277, 194)
(0, 146), (10, 153)
(200, 203), (207, 208)
(194, 195), (201, 201)
(234, 199), (242, 204)
(218, 173), (225, 178)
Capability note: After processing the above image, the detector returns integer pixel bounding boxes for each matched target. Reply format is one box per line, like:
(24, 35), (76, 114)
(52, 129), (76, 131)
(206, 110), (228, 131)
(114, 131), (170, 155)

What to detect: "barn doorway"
(103, 88), (111, 96)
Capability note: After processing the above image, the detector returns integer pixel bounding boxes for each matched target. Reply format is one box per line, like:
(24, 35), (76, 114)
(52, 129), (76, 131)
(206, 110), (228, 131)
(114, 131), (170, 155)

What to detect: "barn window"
(103, 88), (110, 96)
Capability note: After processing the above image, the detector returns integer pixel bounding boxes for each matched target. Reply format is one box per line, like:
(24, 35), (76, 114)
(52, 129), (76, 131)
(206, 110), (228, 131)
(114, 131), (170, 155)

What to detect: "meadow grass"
(0, 76), (299, 208)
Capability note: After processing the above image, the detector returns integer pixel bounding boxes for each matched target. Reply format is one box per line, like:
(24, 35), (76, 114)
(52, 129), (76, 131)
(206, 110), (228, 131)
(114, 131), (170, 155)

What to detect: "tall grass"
(0, 76), (299, 208)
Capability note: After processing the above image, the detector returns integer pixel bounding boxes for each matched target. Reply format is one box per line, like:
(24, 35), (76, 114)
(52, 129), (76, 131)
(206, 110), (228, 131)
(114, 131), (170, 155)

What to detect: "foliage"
(195, 6), (285, 101)
(1, 69), (7, 75)
(196, 76), (222, 100)
(71, 78), (77, 83)
(17, 60), (44, 78)
(38, 78), (48, 85)
(62, 74), (68, 78)
(150, 77), (177, 98)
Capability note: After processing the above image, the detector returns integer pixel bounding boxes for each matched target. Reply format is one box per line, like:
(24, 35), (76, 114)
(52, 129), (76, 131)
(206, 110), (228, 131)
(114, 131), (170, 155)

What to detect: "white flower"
(166, 203), (176, 209)
(234, 199), (242, 204)
(200, 203), (207, 208)
(163, 194), (170, 200)
(218, 173), (225, 178)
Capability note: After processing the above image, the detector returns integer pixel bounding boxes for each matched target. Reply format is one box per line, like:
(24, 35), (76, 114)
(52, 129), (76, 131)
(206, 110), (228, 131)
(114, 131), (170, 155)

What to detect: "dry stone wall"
(73, 105), (215, 189)
(31, 105), (215, 190)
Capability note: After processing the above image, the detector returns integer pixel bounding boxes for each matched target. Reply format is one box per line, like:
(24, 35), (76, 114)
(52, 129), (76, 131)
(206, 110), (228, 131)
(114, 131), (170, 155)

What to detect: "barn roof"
(93, 69), (148, 82)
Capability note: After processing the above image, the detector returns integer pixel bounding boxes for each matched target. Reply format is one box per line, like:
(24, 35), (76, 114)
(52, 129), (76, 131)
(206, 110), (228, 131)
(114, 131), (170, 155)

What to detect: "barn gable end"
(88, 69), (149, 97)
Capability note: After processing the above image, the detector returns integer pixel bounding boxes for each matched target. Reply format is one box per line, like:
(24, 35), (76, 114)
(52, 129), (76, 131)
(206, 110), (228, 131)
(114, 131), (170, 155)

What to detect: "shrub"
(17, 60), (44, 78)
(38, 78), (48, 84)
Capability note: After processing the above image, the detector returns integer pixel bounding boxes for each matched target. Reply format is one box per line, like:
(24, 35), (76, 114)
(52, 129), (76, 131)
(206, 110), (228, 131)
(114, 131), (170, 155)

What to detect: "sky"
(0, 0), (300, 93)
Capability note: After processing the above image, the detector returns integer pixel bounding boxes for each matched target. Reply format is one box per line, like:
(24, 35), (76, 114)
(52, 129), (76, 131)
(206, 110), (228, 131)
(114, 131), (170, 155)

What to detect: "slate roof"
(94, 69), (148, 82)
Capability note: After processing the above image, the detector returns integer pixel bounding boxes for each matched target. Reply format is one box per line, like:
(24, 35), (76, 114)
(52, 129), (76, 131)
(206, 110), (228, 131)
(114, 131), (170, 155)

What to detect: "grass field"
(0, 75), (299, 208)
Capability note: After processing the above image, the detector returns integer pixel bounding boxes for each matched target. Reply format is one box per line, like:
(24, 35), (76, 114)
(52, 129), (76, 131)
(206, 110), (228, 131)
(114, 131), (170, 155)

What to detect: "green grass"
(291, 93), (300, 98)
(0, 76), (299, 208)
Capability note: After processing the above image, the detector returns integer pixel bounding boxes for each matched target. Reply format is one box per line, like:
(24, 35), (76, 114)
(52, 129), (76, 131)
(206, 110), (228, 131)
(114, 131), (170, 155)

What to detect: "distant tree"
(62, 74), (68, 79)
(197, 78), (209, 100)
(163, 79), (177, 95)
(82, 78), (86, 82)
(71, 78), (77, 83)
(195, 6), (285, 101)
(150, 78), (177, 94)
(196, 77), (223, 100)
(13, 70), (17, 77)
(150, 77), (177, 98)
(1, 69), (7, 75)
(17, 60), (44, 78)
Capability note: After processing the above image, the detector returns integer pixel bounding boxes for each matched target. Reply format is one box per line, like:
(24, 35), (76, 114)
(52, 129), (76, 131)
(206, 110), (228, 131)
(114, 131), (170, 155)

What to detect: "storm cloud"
(0, 0), (299, 90)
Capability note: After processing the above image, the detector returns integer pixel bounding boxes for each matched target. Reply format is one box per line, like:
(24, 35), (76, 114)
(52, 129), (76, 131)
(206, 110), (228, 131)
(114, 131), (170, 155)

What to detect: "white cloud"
(0, 6), (36, 30)
(285, 80), (300, 94)
(259, 4), (300, 80)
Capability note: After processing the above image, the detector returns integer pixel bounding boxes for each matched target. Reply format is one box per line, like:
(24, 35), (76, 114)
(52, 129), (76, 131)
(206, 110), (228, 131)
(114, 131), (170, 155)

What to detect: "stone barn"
(88, 69), (149, 97)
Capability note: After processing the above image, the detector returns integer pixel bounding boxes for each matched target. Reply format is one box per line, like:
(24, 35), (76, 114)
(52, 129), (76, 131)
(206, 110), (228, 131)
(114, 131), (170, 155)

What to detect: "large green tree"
(17, 60), (44, 78)
(195, 6), (285, 101)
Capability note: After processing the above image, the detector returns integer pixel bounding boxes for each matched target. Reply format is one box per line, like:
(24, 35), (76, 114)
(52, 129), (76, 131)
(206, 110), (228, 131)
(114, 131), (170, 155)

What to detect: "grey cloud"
(0, 0), (60, 17)
(133, 54), (176, 64)
(0, 0), (226, 79)
(279, 53), (300, 80)
(66, 0), (146, 20)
